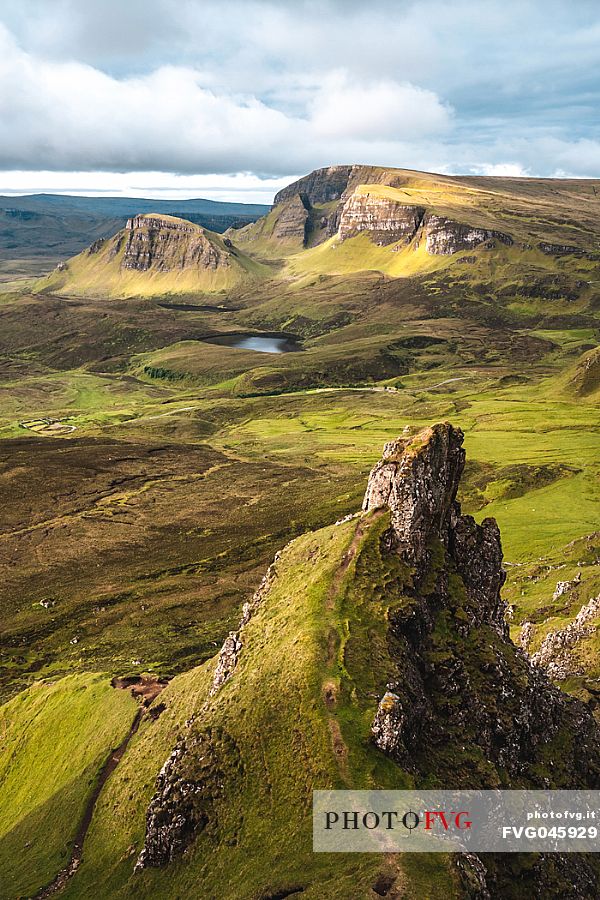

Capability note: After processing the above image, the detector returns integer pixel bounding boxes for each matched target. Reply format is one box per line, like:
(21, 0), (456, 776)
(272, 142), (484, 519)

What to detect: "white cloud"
(0, 1), (599, 197)
(471, 163), (530, 177)
(0, 24), (453, 177)
(309, 73), (451, 140)
(0, 170), (288, 204)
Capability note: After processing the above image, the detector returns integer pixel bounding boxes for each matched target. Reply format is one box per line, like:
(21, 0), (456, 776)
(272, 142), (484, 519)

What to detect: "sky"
(0, 0), (598, 203)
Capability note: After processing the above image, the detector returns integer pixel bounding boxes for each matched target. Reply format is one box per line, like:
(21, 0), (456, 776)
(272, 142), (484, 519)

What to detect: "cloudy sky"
(0, 0), (598, 202)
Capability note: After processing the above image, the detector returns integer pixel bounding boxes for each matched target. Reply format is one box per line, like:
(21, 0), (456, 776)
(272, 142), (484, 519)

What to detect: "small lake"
(204, 333), (302, 354)
(158, 301), (240, 312)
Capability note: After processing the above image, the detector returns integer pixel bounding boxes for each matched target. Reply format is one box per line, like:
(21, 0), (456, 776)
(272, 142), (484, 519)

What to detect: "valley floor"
(1, 255), (599, 897)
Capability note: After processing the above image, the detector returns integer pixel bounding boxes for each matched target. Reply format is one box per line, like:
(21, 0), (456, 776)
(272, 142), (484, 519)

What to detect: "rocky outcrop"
(273, 165), (357, 208)
(553, 571), (581, 601)
(137, 559), (278, 869)
(539, 241), (583, 256)
(209, 560), (277, 696)
(136, 421), (600, 895)
(270, 195), (310, 244)
(135, 727), (239, 870)
(338, 193), (425, 246)
(422, 215), (513, 255)
(365, 424), (600, 792)
(531, 593), (600, 680)
(363, 424), (466, 574)
(121, 215), (230, 273)
(87, 238), (106, 254)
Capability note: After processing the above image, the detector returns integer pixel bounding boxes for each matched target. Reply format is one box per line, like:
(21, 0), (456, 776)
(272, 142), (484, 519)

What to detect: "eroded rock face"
(423, 215), (513, 255)
(365, 424), (600, 796)
(363, 424), (466, 574)
(270, 195), (309, 244)
(135, 727), (239, 870)
(338, 192), (425, 246)
(531, 593), (600, 680)
(209, 560), (278, 696)
(370, 691), (405, 756)
(121, 215), (229, 273)
(539, 241), (583, 256)
(273, 165), (357, 208)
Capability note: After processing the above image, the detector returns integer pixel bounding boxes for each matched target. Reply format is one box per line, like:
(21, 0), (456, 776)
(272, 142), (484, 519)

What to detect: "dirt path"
(324, 512), (384, 783)
(326, 511), (385, 612)
(33, 709), (143, 899)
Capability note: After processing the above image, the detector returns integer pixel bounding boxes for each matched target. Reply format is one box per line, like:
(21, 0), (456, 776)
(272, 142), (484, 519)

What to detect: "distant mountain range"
(0, 193), (269, 262)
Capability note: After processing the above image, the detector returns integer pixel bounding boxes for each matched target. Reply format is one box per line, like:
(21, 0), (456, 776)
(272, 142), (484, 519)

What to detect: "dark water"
(204, 333), (302, 354)
(157, 301), (240, 312)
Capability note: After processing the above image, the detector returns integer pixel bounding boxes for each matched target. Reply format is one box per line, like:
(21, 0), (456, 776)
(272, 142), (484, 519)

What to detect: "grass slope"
(59, 514), (456, 900)
(36, 214), (268, 298)
(0, 674), (137, 898)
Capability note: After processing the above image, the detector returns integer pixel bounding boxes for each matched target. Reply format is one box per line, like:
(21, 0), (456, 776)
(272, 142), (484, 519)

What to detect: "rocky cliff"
(363, 425), (599, 789)
(336, 190), (513, 254)
(268, 195), (310, 244)
(38, 212), (264, 296)
(272, 165), (359, 208)
(272, 168), (515, 256)
(338, 193), (426, 246)
(133, 424), (600, 897)
(119, 214), (231, 272)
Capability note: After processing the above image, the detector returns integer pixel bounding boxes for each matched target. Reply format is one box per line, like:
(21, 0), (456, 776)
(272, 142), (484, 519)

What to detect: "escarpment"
(134, 423), (600, 897)
(422, 214), (513, 254)
(337, 190), (513, 253)
(364, 425), (600, 785)
(120, 214), (231, 272)
(338, 193), (426, 246)
(272, 168), (515, 255)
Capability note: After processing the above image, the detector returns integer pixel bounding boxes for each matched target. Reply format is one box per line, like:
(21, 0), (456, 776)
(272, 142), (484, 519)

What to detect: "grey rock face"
(363, 423), (466, 573)
(531, 593), (600, 680)
(365, 424), (600, 793)
(371, 692), (405, 757)
(423, 215), (513, 255)
(135, 727), (238, 870)
(121, 215), (229, 273)
(273, 165), (357, 208)
(450, 514), (508, 636)
(539, 241), (583, 256)
(209, 632), (242, 696)
(338, 192), (425, 246)
(553, 571), (581, 600)
(270, 195), (309, 244)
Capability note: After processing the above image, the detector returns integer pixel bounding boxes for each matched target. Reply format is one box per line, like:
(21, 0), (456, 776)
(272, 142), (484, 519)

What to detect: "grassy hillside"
(1, 165), (599, 898)
(0, 674), (137, 898)
(36, 214), (269, 297)
(55, 514), (456, 900)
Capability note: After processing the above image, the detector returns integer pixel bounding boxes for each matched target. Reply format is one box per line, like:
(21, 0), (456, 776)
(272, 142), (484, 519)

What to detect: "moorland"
(1, 164), (599, 899)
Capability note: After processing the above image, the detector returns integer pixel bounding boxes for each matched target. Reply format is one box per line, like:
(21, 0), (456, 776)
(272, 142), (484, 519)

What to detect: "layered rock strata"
(120, 215), (230, 273)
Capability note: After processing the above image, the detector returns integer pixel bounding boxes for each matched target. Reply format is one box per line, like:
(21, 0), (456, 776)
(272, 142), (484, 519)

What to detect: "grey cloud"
(0, 0), (598, 179)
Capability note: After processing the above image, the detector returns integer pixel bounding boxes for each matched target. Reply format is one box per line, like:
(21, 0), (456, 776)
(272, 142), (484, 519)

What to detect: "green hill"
(36, 213), (269, 297)
(0, 194), (268, 266)
(1, 164), (600, 899)
(3, 426), (600, 898)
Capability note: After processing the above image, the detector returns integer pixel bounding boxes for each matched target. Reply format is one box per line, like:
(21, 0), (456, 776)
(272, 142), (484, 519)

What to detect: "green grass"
(0, 674), (137, 898)
(37, 214), (268, 298)
(57, 517), (455, 900)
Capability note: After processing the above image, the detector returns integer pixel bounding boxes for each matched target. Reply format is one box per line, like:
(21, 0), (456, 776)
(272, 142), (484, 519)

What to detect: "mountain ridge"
(38, 423), (600, 900)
